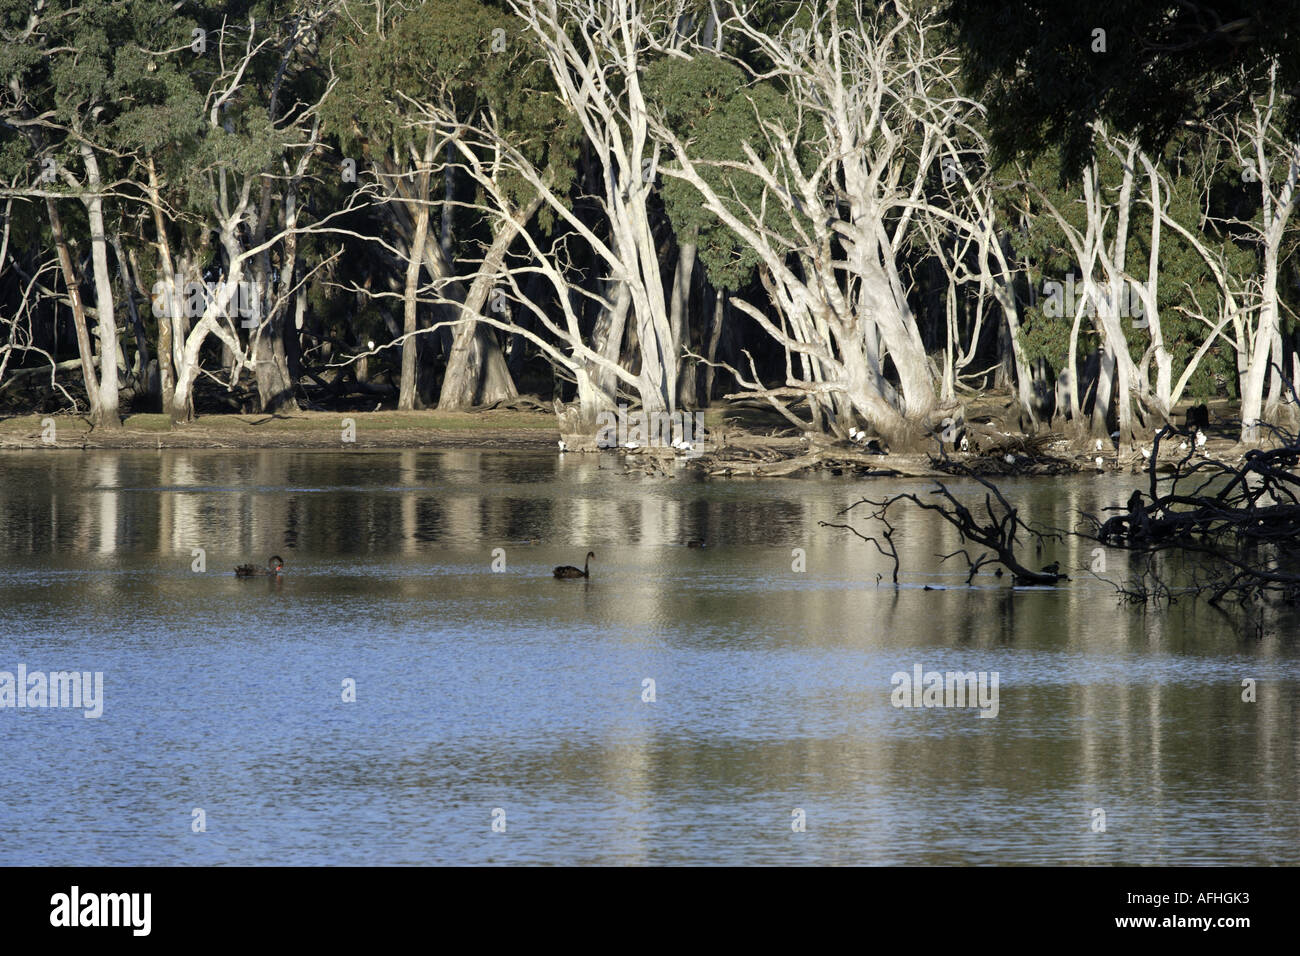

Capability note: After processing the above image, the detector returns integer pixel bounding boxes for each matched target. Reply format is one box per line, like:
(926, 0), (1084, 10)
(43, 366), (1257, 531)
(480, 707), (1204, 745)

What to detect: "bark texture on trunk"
(79, 143), (121, 428)
(46, 198), (104, 418)
(399, 177), (432, 410)
(436, 194), (541, 410)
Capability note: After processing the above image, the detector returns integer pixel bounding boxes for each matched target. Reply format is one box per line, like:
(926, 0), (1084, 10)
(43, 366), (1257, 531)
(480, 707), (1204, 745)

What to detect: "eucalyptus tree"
(1006, 124), (1270, 446)
(644, 52), (795, 415)
(243, 3), (338, 413)
(155, 9), (336, 423)
(427, 110), (665, 425)
(0, 0), (141, 427)
(502, 0), (692, 420)
(107, 2), (209, 414)
(1213, 66), (1300, 439)
(1, 1), (333, 421)
(325, 0), (565, 410)
(427, 3), (572, 411)
(1027, 129), (1168, 446)
(648, 0), (982, 445)
(326, 2), (444, 409)
(945, 1), (1300, 445)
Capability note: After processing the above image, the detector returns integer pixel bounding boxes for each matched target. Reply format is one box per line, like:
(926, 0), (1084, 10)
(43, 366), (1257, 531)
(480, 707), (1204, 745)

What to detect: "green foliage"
(1009, 137), (1254, 399)
(644, 54), (798, 291)
(324, 0), (575, 211)
(1, 0), (1295, 419)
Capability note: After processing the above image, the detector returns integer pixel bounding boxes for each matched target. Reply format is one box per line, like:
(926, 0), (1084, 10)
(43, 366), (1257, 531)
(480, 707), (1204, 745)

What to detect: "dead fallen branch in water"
(1081, 412), (1300, 605)
(1067, 369), (1300, 604)
(822, 463), (1067, 585)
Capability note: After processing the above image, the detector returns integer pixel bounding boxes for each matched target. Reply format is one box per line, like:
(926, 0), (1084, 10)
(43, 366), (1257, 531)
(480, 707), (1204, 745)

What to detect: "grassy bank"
(0, 409), (560, 450)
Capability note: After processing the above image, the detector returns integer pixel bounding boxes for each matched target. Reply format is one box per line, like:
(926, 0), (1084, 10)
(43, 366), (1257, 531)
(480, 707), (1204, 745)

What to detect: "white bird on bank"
(1179, 441), (1188, 451)
(1140, 446), (1151, 461)
(960, 435), (970, 452)
(1004, 453), (1017, 465)
(1095, 456), (1104, 469)
(1196, 430), (1207, 448)
(623, 441), (640, 449)
(1095, 438), (1104, 451)
(558, 439), (567, 453)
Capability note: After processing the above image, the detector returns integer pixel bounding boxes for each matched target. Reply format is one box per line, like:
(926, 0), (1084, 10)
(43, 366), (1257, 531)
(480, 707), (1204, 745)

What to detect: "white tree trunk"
(79, 143), (121, 428)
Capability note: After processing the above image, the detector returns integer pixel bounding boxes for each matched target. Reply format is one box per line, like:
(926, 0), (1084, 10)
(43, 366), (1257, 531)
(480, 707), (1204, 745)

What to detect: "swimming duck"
(553, 551), (594, 579)
(687, 539), (706, 548)
(235, 556), (284, 577)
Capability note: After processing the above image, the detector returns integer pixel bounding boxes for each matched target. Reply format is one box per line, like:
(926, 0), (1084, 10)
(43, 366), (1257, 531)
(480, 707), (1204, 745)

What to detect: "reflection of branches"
(822, 463), (1065, 585)
(823, 369), (1300, 605)
(822, 508), (900, 583)
(1087, 550), (1177, 606)
(940, 549), (998, 584)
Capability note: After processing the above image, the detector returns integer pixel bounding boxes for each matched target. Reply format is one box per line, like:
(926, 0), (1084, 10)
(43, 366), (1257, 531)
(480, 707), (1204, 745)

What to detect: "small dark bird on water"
(1040, 561), (1060, 575)
(993, 568), (1004, 578)
(687, 539), (706, 548)
(553, 551), (594, 578)
(236, 555), (284, 577)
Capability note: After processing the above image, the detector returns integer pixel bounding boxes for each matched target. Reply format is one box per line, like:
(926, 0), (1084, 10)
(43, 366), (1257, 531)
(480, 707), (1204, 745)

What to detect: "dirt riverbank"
(0, 403), (1257, 481)
(0, 410), (559, 450)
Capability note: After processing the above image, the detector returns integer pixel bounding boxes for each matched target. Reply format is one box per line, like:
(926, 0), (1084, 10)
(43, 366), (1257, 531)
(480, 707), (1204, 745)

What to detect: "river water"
(0, 449), (1296, 864)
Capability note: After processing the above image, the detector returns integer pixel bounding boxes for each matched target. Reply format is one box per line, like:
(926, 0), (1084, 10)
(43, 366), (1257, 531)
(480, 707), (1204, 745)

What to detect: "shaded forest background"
(2, 0), (1297, 449)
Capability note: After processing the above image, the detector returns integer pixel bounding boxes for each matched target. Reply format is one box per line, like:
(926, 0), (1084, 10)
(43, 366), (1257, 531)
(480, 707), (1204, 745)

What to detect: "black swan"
(553, 552), (594, 579)
(236, 555), (284, 577)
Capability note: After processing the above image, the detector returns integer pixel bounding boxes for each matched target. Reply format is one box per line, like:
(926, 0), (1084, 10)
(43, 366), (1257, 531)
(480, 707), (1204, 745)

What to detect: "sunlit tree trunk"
(46, 198), (101, 416)
(436, 195), (542, 410)
(78, 142), (121, 428)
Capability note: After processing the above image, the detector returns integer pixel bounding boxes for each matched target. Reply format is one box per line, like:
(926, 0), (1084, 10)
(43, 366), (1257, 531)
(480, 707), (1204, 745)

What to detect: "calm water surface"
(0, 449), (1297, 864)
